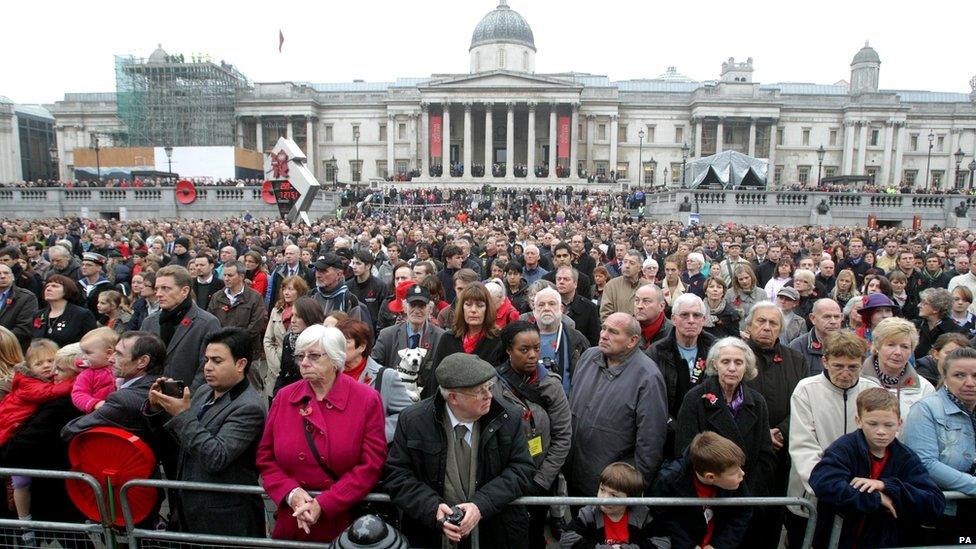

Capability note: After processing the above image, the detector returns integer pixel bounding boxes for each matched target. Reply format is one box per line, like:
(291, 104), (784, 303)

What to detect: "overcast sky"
(4, 0), (975, 105)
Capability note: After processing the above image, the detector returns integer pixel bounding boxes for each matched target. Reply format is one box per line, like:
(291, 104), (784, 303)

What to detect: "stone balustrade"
(0, 186), (338, 220)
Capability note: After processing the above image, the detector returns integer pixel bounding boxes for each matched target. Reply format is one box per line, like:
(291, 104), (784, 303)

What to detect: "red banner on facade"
(557, 116), (570, 158)
(430, 115), (443, 158)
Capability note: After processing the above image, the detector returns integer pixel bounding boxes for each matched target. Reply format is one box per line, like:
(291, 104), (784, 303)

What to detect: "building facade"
(38, 1), (976, 189)
(0, 97), (57, 183)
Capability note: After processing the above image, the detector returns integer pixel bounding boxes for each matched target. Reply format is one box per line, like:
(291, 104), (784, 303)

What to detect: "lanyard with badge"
(500, 367), (545, 458)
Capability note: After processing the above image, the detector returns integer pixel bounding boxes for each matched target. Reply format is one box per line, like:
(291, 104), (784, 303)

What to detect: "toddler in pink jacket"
(72, 327), (119, 413)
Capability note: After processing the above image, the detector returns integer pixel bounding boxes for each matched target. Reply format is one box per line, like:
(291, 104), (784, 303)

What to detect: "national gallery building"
(43, 1), (976, 189)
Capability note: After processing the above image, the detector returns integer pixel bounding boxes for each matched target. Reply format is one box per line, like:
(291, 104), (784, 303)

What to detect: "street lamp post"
(48, 143), (59, 182)
(331, 155), (338, 189)
(970, 159), (976, 192)
(90, 132), (101, 184)
(816, 144), (826, 186)
(681, 142), (689, 188)
(353, 128), (361, 183)
(925, 131), (935, 191)
(954, 147), (965, 190)
(637, 129), (645, 189)
(164, 144), (174, 183)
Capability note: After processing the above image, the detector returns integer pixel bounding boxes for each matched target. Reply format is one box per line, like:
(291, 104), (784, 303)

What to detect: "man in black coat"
(569, 235), (596, 280)
(346, 250), (388, 331)
(384, 353), (534, 548)
(0, 263), (38, 351)
(554, 266), (600, 346)
(542, 243), (592, 299)
(190, 254), (224, 308)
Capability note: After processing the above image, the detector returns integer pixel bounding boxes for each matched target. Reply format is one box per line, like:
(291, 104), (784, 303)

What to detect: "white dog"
(396, 347), (428, 402)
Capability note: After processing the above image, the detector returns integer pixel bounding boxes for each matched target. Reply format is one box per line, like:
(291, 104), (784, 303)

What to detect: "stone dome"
(470, 0), (536, 52)
(148, 44), (168, 63)
(851, 41), (880, 65)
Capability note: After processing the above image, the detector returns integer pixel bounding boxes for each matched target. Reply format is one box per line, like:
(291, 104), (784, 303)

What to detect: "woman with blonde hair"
(831, 268), (860, 306)
(96, 290), (132, 334)
(860, 316), (935, 419)
(263, 275), (310, 399)
(0, 326), (24, 400)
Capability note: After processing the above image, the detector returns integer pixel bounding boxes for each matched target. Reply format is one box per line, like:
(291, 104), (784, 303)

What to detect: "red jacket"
(257, 373), (387, 542)
(0, 369), (73, 446)
(495, 297), (520, 329)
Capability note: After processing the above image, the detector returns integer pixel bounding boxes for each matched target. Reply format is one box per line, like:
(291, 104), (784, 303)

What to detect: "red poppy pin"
(222, 305), (230, 312)
(733, 296), (742, 307)
(181, 317), (192, 327)
(773, 354), (783, 363)
(33, 316), (42, 329)
(299, 406), (312, 417)
(363, 374), (373, 385)
(812, 341), (822, 350)
(4, 298), (11, 308)
(905, 376), (914, 387)
(695, 358), (706, 371)
(702, 393), (719, 406)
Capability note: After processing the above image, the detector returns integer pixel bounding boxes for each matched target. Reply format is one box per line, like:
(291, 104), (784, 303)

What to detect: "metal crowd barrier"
(120, 478), (818, 549)
(826, 491), (976, 549)
(0, 467), (110, 548)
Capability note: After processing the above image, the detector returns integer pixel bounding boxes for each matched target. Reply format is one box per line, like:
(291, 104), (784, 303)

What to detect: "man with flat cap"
(78, 252), (117, 316)
(309, 253), (369, 325)
(371, 284), (444, 381)
(385, 352), (534, 548)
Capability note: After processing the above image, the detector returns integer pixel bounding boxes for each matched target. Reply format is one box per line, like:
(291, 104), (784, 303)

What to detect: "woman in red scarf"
(422, 282), (503, 399)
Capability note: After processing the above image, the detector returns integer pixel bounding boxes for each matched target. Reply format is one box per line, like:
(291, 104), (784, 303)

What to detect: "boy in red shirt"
(561, 462), (655, 548)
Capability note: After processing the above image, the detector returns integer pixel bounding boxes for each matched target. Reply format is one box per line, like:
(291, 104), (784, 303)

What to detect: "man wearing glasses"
(385, 353), (533, 548)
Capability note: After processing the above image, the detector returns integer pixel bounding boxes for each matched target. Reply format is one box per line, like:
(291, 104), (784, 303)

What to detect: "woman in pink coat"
(257, 324), (387, 542)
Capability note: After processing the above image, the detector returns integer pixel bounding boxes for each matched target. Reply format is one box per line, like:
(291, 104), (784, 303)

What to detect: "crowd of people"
(3, 193), (976, 547)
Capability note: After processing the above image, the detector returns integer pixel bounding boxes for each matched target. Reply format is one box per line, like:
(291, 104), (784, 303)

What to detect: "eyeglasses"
(294, 352), (324, 363)
(675, 312), (706, 320)
(454, 381), (495, 399)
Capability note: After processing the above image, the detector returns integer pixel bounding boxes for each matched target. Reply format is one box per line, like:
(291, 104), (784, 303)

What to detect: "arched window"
(498, 48), (506, 69)
(522, 51), (529, 71)
(475, 51), (481, 72)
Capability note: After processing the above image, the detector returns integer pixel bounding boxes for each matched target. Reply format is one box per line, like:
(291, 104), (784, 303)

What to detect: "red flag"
(278, 29), (284, 53)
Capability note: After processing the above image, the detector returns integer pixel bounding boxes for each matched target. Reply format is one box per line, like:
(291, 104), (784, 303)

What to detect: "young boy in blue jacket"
(809, 387), (945, 548)
(650, 431), (751, 549)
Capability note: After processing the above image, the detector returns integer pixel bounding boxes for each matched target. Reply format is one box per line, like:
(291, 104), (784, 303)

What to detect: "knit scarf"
(872, 357), (906, 387)
(158, 297), (192, 346)
(318, 282), (349, 312)
(640, 312), (666, 348)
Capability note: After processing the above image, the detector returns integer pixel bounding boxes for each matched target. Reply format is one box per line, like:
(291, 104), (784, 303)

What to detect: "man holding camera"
(531, 288), (588, 394)
(385, 353), (534, 548)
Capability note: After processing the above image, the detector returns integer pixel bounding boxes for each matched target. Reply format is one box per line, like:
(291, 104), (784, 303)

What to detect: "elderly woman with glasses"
(915, 287), (968, 359)
(674, 337), (775, 498)
(257, 324), (387, 543)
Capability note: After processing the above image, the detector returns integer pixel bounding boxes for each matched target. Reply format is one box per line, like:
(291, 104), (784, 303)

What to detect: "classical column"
(256, 117), (264, 153)
(463, 103), (472, 178)
(526, 102), (537, 180)
(569, 103), (579, 178)
(748, 118), (757, 157)
(236, 118), (244, 148)
(548, 103), (557, 180)
(420, 103), (429, 176)
(768, 123), (778, 187)
(286, 117), (294, 140)
(949, 129), (961, 189)
(484, 102), (493, 172)
(716, 118), (725, 153)
(892, 122), (905, 186)
(387, 114), (396, 178)
(842, 121), (855, 175)
(694, 117), (703, 158)
(609, 115), (619, 178)
(856, 121), (868, 175)
(585, 114), (595, 173)
(880, 121), (894, 186)
(506, 102), (515, 177)
(306, 117), (314, 175)
(409, 113), (418, 172)
(442, 103), (451, 176)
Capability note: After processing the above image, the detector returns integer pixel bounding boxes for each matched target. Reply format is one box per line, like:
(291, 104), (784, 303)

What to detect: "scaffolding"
(115, 50), (249, 147)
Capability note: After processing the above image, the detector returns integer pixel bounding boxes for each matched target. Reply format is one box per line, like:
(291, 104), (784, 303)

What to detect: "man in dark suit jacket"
(61, 331), (167, 445)
(543, 242), (592, 299)
(267, 244), (314, 308)
(553, 265), (600, 346)
(0, 264), (38, 351)
(146, 327), (267, 537)
(371, 285), (444, 378)
(190, 254), (224, 307)
(141, 265), (222, 391)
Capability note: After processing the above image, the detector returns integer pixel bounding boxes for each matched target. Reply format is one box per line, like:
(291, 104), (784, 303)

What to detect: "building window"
(932, 170), (944, 188)
(824, 166), (838, 178)
(776, 127), (784, 146)
(325, 160), (337, 183)
(616, 162), (628, 179)
(774, 165), (783, 185)
(498, 48), (505, 69)
(475, 52), (481, 72)
(350, 160), (362, 182)
(577, 124), (583, 141)
(598, 124), (607, 141)
(522, 51), (529, 71)
(674, 126), (683, 144)
(379, 124), (387, 142)
(870, 129), (880, 147)
(670, 162), (682, 185)
(829, 129), (838, 147)
(956, 170), (969, 189)
(642, 125), (655, 143)
(938, 135), (945, 152)
(802, 128), (811, 146)
(595, 161), (608, 176)
(798, 165), (811, 185)
(325, 125), (334, 142)
(396, 160), (408, 175)
(377, 160), (388, 179)
(398, 123), (406, 140)
(910, 133), (919, 151)
(618, 124), (627, 143)
(904, 169), (918, 186)
(643, 161), (656, 185)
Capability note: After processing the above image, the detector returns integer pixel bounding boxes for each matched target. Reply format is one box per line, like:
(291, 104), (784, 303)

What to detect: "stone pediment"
(421, 70), (581, 92)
